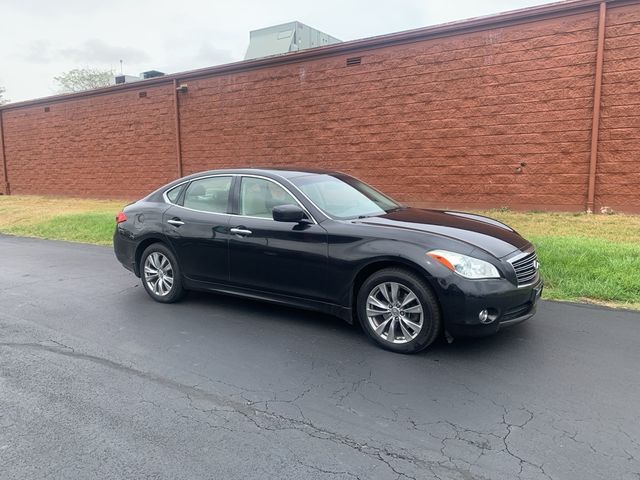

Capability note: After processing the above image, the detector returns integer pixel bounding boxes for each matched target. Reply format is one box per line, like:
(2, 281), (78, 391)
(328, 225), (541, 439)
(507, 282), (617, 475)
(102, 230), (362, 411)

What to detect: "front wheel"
(357, 268), (442, 354)
(140, 243), (185, 303)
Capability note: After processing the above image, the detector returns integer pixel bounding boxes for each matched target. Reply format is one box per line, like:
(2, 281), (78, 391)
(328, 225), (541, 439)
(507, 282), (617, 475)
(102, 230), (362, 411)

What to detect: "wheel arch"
(350, 257), (440, 320)
(133, 236), (174, 277)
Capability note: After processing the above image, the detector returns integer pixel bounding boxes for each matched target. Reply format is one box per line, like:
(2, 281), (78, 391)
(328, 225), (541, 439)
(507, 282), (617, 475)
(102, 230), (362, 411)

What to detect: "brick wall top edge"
(2, 0), (636, 113)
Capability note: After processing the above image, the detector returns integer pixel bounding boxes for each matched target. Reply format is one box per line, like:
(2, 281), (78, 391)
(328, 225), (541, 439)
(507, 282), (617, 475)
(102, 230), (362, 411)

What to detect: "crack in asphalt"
(292, 456), (364, 480)
(434, 382), (550, 477)
(0, 341), (451, 479)
(3, 339), (639, 480)
(497, 404), (552, 480)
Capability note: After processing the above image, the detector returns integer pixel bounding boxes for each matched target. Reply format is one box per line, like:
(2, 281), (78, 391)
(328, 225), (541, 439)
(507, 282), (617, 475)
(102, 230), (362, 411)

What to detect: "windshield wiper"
(385, 206), (405, 213)
(357, 207), (403, 219)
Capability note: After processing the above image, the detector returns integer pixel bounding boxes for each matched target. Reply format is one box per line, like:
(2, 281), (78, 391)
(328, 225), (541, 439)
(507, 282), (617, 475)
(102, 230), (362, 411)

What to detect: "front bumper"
(436, 274), (543, 337)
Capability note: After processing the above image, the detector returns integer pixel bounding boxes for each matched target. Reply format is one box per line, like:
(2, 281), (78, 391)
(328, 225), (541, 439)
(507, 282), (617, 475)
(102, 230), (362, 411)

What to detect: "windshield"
(291, 174), (402, 220)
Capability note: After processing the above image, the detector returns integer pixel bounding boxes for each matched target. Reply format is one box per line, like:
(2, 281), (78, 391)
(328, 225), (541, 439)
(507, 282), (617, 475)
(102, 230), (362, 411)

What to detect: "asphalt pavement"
(0, 235), (639, 480)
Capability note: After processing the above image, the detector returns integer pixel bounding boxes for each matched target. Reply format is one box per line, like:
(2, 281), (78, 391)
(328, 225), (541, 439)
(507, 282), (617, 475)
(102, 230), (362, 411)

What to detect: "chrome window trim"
(162, 173), (318, 225)
(237, 174), (317, 224)
(163, 174), (234, 216)
(165, 183), (186, 204)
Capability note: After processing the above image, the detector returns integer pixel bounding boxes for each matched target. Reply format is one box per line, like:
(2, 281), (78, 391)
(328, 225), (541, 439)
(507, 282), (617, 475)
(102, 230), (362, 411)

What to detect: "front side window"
(239, 177), (298, 219)
(183, 176), (232, 213)
(291, 174), (401, 220)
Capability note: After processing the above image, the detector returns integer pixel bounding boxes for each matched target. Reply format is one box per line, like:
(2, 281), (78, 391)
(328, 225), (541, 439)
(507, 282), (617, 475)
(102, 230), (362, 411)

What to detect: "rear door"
(163, 175), (233, 285)
(227, 175), (329, 301)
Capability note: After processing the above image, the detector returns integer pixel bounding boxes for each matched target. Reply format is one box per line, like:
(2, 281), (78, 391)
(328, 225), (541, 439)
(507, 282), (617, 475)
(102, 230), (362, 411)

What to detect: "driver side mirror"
(272, 204), (308, 223)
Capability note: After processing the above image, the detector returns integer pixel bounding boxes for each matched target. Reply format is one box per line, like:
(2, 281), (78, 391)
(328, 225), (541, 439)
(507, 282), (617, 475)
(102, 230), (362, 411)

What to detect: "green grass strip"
(5, 212), (116, 246)
(532, 236), (640, 305)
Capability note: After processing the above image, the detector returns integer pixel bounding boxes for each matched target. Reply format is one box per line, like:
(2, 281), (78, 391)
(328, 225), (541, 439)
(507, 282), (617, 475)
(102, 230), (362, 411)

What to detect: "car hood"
(355, 208), (530, 258)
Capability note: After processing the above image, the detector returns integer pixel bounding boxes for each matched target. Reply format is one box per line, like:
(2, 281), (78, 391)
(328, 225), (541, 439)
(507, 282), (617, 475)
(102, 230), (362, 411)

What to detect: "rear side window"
(183, 176), (232, 214)
(165, 185), (183, 204)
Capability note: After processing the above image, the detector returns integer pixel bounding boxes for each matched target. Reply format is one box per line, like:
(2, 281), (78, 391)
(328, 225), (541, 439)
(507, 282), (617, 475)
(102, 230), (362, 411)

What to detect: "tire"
(357, 268), (442, 354)
(140, 243), (185, 303)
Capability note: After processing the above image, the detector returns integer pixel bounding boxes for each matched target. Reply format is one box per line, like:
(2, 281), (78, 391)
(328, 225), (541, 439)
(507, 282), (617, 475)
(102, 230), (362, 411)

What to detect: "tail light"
(115, 212), (128, 224)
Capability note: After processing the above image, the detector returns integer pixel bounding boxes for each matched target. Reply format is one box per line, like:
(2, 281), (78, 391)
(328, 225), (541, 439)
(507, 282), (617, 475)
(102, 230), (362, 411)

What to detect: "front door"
(228, 176), (329, 301)
(163, 175), (233, 284)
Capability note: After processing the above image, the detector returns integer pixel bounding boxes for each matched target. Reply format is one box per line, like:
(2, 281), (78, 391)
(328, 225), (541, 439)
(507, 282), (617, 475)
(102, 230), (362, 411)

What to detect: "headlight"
(427, 250), (500, 279)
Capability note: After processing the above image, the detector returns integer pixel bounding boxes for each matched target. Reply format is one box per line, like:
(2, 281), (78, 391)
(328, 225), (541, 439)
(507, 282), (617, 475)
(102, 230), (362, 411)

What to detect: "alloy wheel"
(366, 282), (424, 344)
(144, 252), (174, 297)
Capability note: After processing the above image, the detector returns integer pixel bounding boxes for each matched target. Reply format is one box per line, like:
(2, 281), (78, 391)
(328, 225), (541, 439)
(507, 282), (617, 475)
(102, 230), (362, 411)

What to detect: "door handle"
(230, 227), (252, 236)
(167, 218), (184, 227)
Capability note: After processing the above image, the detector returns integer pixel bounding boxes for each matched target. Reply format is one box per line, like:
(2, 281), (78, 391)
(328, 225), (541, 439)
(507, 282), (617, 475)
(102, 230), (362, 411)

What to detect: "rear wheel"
(357, 268), (441, 353)
(140, 243), (185, 303)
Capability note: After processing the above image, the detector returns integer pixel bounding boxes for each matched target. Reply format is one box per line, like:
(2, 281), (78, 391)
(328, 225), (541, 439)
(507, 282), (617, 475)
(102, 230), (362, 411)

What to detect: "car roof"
(144, 167), (344, 202)
(252, 167), (339, 178)
(185, 167), (341, 180)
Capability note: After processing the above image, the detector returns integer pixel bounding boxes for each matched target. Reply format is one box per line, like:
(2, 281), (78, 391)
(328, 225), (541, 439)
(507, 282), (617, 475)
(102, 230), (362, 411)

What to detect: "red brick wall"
(179, 10), (601, 211)
(1, 84), (177, 198)
(0, 2), (639, 213)
(598, 3), (640, 211)
(0, 116), (6, 190)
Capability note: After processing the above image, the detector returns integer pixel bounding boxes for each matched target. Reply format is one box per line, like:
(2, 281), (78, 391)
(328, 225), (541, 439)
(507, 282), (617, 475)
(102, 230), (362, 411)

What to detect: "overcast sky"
(1, 0), (558, 102)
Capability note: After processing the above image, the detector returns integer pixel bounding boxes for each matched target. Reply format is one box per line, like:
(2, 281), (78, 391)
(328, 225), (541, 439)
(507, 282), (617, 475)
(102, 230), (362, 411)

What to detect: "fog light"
(479, 309), (492, 324)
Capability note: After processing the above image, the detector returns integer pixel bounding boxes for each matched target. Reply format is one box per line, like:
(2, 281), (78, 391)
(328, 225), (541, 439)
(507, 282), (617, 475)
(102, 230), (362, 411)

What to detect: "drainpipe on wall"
(586, 1), (607, 213)
(173, 78), (184, 178)
(0, 110), (9, 195)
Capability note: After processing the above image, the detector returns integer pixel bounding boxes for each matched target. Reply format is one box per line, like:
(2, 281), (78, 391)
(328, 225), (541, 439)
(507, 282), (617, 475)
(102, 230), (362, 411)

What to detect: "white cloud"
(60, 39), (150, 64)
(0, 0), (557, 102)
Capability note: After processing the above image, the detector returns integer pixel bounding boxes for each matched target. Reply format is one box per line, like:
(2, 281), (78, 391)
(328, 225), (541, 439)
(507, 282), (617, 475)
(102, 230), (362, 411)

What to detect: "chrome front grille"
(508, 250), (539, 287)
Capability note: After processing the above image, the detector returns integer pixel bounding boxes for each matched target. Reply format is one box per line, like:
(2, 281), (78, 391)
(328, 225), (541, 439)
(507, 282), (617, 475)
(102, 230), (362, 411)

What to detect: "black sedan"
(114, 168), (543, 353)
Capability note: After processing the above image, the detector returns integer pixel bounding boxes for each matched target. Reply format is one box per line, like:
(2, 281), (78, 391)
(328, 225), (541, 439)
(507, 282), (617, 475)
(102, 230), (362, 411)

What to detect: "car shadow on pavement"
(167, 290), (533, 361)
(181, 290), (358, 332)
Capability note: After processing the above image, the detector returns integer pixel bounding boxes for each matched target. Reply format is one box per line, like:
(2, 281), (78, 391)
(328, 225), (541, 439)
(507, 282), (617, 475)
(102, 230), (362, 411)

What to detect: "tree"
(54, 68), (113, 93)
(0, 86), (8, 105)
